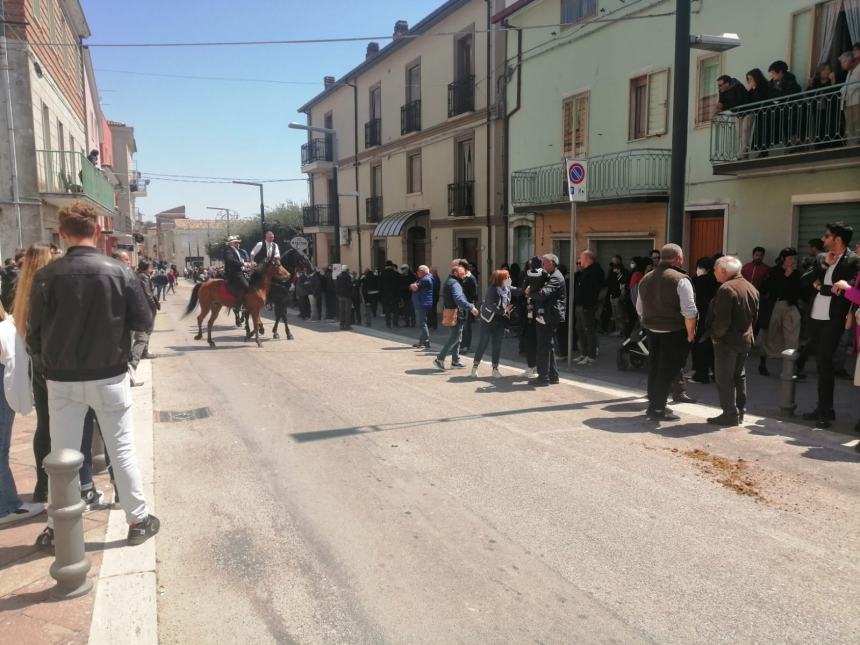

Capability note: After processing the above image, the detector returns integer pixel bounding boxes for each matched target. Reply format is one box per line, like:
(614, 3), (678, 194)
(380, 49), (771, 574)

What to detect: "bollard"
(779, 348), (798, 416)
(44, 449), (92, 599)
(91, 417), (107, 475)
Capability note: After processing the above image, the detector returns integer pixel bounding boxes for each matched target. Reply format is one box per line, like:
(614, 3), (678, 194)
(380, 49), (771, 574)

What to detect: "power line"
(141, 173), (306, 184)
(96, 68), (321, 86)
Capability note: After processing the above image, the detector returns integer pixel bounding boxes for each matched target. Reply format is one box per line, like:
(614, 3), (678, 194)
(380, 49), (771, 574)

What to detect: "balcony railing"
(36, 150), (116, 212)
(448, 76), (475, 118)
(301, 138), (333, 165)
(448, 180), (475, 217)
(365, 118), (381, 148)
(710, 81), (860, 167)
(511, 148), (672, 207)
(366, 196), (383, 223)
(302, 204), (337, 228)
(401, 100), (421, 135)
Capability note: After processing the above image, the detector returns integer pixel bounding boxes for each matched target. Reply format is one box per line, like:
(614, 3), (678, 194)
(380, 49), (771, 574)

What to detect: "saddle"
(217, 281), (239, 306)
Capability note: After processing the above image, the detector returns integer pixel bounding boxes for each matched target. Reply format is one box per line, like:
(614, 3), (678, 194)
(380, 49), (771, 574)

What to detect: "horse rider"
(224, 235), (252, 302)
(250, 231), (281, 266)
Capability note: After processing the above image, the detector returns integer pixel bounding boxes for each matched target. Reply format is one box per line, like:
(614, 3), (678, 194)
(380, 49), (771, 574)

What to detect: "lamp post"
(206, 206), (235, 236)
(232, 181), (265, 237)
(667, 0), (741, 245)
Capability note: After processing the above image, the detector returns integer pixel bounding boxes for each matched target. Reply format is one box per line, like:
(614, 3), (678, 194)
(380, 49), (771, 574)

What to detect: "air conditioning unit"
(339, 227), (351, 246)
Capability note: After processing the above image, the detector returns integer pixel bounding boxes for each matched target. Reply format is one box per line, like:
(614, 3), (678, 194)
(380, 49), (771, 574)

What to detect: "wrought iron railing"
(366, 196), (383, 223)
(448, 76), (475, 118)
(448, 180), (474, 217)
(302, 204), (337, 227)
(301, 138), (333, 165)
(36, 150), (116, 212)
(401, 100), (421, 135)
(365, 118), (382, 148)
(710, 81), (860, 163)
(511, 148), (671, 206)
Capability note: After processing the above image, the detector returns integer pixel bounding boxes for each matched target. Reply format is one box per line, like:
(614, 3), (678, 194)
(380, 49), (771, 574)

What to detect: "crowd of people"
(0, 203), (160, 546)
(715, 46), (860, 155)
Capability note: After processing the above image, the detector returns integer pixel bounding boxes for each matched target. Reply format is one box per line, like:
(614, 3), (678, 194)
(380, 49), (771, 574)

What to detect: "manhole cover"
(155, 408), (212, 423)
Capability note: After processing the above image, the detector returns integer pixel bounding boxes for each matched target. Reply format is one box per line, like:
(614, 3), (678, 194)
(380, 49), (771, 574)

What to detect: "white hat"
(226, 235), (241, 243)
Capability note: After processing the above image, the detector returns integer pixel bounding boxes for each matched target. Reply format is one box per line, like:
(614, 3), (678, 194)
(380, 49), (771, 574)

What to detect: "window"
(514, 225), (532, 268)
(562, 92), (589, 157)
(628, 69), (669, 140)
(371, 164), (382, 197)
(696, 55), (721, 125)
(552, 239), (571, 266)
(457, 139), (474, 182)
(407, 152), (422, 193)
(791, 2), (853, 86)
(561, 0), (597, 25)
(406, 62), (421, 103)
(369, 85), (381, 119)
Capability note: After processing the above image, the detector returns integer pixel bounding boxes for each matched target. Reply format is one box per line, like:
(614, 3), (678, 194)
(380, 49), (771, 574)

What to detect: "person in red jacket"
(741, 246), (770, 289)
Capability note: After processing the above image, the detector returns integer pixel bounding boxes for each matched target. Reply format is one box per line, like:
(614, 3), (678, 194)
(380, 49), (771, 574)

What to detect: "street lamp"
(668, 0), (741, 245)
(206, 206), (235, 236)
(232, 181), (265, 237)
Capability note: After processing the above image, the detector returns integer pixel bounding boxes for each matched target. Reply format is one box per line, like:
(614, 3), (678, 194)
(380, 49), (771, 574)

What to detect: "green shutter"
(797, 203), (860, 249)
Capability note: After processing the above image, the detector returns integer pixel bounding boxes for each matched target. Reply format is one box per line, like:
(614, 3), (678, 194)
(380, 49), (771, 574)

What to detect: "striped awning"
(372, 209), (429, 237)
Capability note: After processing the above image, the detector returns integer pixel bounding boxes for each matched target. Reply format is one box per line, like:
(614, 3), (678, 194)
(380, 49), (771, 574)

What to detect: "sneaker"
(492, 368), (502, 379)
(470, 365), (479, 378)
(433, 358), (446, 371)
(575, 356), (589, 365)
(450, 361), (466, 368)
(0, 502), (44, 526)
(580, 357), (595, 365)
(521, 367), (536, 378)
(34, 526), (55, 552)
(129, 367), (143, 387)
(535, 315), (546, 325)
(81, 488), (106, 511)
(412, 342), (424, 348)
(127, 514), (161, 546)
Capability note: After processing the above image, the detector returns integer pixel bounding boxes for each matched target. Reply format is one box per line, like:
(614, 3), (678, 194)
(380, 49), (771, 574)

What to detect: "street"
(151, 288), (860, 645)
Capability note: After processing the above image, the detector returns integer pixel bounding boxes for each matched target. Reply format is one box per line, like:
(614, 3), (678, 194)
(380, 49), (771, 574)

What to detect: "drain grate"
(155, 408), (212, 423)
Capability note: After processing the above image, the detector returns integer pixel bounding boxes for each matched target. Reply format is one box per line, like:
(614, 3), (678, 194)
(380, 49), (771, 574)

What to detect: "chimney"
(324, 76), (335, 88)
(393, 20), (409, 40)
(366, 42), (380, 60)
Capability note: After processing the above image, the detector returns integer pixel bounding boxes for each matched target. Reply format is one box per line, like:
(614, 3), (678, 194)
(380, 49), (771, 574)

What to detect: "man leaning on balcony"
(841, 46), (860, 146)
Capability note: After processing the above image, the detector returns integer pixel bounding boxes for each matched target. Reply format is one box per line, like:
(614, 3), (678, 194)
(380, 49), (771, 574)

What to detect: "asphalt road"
(152, 285), (860, 644)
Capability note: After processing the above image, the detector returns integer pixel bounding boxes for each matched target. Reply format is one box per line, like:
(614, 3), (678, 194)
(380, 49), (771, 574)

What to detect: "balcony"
(365, 118), (382, 148)
(300, 138), (334, 173)
(130, 171), (148, 196)
(448, 180), (475, 217)
(401, 100), (421, 135)
(710, 82), (860, 175)
(366, 196), (383, 223)
(511, 148), (671, 208)
(448, 76), (475, 118)
(302, 204), (337, 230)
(36, 150), (117, 213)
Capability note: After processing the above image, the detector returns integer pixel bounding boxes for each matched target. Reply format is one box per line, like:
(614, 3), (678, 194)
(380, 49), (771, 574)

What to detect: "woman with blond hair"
(471, 269), (513, 379)
(12, 244), (54, 502)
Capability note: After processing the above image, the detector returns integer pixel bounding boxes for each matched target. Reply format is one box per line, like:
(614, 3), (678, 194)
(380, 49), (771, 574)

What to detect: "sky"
(81, 0), (444, 221)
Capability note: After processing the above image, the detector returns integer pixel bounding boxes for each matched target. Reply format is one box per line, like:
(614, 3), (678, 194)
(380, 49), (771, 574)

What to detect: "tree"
(206, 201), (307, 265)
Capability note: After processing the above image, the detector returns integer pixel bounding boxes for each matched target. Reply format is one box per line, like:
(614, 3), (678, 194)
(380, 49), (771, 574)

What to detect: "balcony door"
(457, 139), (474, 183)
(455, 33), (473, 81)
(371, 164), (382, 198)
(406, 63), (421, 103)
(369, 86), (381, 120)
(324, 111), (333, 157)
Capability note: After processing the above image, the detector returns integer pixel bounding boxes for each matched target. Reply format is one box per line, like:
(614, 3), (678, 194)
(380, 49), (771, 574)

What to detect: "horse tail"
(183, 283), (202, 318)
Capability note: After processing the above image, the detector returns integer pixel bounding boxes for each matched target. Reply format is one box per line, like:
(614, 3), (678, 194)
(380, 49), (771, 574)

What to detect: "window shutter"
(575, 93), (589, 155)
(647, 69), (670, 136)
(562, 98), (574, 156)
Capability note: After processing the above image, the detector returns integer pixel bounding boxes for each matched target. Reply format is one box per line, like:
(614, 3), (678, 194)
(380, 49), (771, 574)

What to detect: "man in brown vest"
(702, 256), (759, 425)
(636, 244), (698, 421)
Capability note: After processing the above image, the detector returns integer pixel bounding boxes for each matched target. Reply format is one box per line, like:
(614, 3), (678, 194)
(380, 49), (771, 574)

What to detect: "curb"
(88, 358), (157, 645)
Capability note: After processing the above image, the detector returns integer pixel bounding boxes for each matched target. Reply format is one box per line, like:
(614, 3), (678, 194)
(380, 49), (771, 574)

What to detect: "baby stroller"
(617, 325), (649, 371)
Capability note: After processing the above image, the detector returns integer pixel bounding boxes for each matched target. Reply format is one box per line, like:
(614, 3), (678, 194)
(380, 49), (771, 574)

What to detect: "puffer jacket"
(412, 274), (434, 310)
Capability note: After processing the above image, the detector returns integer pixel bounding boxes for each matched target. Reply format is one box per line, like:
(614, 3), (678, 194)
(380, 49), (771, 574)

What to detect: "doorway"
(457, 236), (479, 267)
(372, 239), (387, 270)
(688, 209), (725, 266)
(407, 226), (427, 269)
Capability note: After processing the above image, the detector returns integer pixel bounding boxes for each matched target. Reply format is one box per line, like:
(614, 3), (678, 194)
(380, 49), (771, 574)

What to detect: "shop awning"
(372, 209), (429, 237)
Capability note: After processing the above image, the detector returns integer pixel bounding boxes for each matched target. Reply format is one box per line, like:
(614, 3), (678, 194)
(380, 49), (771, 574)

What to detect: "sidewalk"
(287, 308), (860, 438)
(0, 359), (156, 645)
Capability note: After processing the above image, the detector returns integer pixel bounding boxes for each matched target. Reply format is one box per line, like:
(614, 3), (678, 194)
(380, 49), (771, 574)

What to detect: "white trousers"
(47, 373), (148, 524)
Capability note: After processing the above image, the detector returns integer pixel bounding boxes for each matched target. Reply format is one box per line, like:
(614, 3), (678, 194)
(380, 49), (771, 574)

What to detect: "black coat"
(531, 268), (567, 325)
(576, 263), (605, 308)
(718, 78), (749, 111)
(813, 250), (860, 322)
(224, 247), (245, 277)
(769, 71), (802, 98)
(335, 271), (353, 298)
(462, 273), (478, 303)
(379, 267), (401, 305)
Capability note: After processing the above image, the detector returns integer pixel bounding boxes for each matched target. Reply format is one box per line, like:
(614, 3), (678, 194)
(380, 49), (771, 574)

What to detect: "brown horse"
(183, 259), (291, 347)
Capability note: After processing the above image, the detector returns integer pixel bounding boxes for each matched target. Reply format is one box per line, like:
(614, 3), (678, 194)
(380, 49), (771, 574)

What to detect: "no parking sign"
(566, 159), (588, 203)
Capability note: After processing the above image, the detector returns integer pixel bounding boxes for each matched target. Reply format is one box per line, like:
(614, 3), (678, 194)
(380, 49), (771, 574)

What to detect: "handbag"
(442, 308), (458, 327)
(480, 303), (497, 323)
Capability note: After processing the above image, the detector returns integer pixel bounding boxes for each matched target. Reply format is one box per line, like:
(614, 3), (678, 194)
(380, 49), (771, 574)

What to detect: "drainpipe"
(1, 0), (24, 248)
(502, 20), (523, 265)
(484, 0), (492, 280)
(348, 82), (361, 273)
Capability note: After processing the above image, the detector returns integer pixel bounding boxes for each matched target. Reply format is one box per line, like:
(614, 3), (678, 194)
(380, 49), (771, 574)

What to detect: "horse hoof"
(208, 342), (215, 348)
(194, 334), (202, 341)
(287, 334), (294, 340)
(256, 342), (262, 348)
(273, 333), (280, 339)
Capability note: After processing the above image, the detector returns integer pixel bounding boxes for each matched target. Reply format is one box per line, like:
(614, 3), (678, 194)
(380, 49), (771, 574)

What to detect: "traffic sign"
(566, 159), (588, 203)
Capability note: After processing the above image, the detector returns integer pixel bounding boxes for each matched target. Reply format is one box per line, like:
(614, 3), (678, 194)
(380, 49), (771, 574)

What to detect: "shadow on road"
(581, 416), (721, 439)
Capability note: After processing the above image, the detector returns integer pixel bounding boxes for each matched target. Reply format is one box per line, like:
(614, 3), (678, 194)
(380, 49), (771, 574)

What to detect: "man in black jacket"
(459, 260), (478, 352)
(129, 259), (159, 384)
(27, 202), (159, 546)
(716, 75), (749, 112)
(574, 250), (605, 365)
(335, 266), (354, 330)
(529, 254), (567, 386)
(801, 222), (860, 428)
(380, 261), (401, 328)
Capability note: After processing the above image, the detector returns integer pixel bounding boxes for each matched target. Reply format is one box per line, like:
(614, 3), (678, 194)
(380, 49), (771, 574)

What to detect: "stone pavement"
(308, 310), (860, 438)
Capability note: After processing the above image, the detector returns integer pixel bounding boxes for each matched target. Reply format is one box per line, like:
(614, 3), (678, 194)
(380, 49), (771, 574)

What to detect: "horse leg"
(272, 312), (280, 339)
(195, 300), (210, 341)
(280, 305), (293, 340)
(252, 310), (263, 347)
(208, 305), (222, 347)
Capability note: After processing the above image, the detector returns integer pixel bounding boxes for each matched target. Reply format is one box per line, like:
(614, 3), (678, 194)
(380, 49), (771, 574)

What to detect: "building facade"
(499, 0), (860, 269)
(160, 217), (230, 269)
(297, 0), (508, 281)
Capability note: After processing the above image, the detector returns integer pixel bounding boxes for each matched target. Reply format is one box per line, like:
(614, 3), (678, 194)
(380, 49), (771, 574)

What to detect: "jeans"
(536, 322), (559, 382)
(646, 330), (691, 412)
(47, 374), (148, 524)
(461, 312), (474, 349)
(713, 343), (748, 418)
(807, 318), (844, 413)
(309, 294), (322, 320)
(437, 319), (464, 364)
(416, 307), (431, 344)
(575, 305), (598, 359)
(33, 372), (51, 499)
(338, 296), (352, 328)
(472, 317), (506, 367)
(130, 329), (152, 370)
(0, 365), (21, 517)
(156, 284), (166, 301)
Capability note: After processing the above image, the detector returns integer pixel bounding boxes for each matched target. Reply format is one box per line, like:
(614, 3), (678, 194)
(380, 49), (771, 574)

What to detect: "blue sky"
(82, 0), (442, 221)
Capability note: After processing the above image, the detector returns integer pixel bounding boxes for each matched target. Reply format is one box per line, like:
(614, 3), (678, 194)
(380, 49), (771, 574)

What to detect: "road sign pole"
(567, 200), (576, 368)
